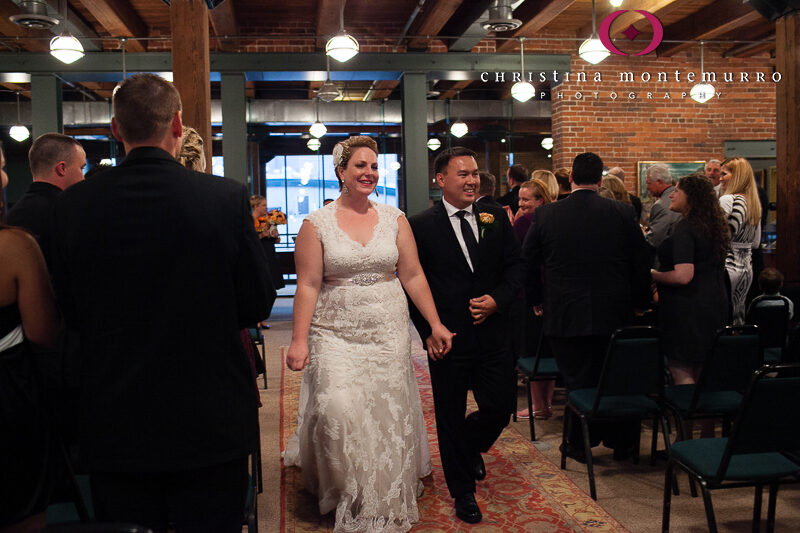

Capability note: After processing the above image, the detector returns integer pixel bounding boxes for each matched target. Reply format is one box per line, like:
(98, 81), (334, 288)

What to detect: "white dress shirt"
(442, 197), (479, 272)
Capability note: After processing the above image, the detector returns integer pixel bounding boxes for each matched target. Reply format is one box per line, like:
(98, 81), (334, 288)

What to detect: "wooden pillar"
(170, 0), (212, 172)
(776, 12), (800, 284)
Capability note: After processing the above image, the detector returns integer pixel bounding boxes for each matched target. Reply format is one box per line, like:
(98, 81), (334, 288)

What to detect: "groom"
(409, 146), (524, 524)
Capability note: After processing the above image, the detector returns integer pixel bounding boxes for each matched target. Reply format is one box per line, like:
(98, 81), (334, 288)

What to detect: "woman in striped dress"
(719, 157), (762, 325)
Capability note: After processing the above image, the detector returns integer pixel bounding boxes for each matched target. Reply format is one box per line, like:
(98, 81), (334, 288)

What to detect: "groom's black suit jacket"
(51, 147), (275, 473)
(408, 202), (524, 353)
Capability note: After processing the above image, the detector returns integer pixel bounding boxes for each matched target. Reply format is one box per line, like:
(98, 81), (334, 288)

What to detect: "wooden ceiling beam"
(407, 0), (463, 50)
(209, 0), (238, 52)
(726, 40), (775, 58)
(315, 0), (340, 48)
(657, 0), (763, 56)
(437, 80), (472, 100)
(367, 80), (399, 100)
(80, 0), (148, 53)
(0, 82), (30, 98)
(496, 0), (576, 53)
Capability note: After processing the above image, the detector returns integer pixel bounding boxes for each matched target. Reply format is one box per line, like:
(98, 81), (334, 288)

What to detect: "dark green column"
(30, 74), (63, 138)
(221, 72), (248, 186)
(401, 72), (429, 216)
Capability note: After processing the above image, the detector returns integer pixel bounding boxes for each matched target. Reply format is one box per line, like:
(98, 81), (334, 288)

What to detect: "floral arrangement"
(255, 209), (287, 235)
(478, 212), (496, 238)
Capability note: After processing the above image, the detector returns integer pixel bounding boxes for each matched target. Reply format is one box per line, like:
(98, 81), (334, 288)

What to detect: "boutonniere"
(477, 212), (496, 238)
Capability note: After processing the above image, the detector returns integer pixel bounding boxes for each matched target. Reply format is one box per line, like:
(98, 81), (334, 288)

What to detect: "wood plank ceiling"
(0, 0), (776, 103)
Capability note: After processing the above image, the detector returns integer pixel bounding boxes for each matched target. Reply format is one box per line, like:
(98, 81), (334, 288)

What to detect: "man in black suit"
(497, 163), (528, 215)
(523, 152), (651, 461)
(475, 171), (501, 208)
(8, 133), (85, 267)
(51, 74), (275, 533)
(409, 147), (524, 524)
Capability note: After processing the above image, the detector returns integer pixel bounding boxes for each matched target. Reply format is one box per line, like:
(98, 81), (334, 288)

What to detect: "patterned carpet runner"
(280, 351), (628, 532)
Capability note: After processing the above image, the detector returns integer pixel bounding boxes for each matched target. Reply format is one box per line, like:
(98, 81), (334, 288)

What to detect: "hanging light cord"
(591, 0), (597, 36)
(519, 37), (525, 81)
(700, 41), (704, 76)
(121, 38), (127, 79)
(16, 91), (22, 123)
(339, 0), (346, 33)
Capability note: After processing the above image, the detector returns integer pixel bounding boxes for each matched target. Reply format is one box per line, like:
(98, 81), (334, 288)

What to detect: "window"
(265, 153), (400, 251)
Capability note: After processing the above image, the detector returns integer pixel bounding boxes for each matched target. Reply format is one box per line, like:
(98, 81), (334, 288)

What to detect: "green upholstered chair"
(661, 363), (800, 533)
(560, 326), (670, 500)
(515, 330), (560, 442)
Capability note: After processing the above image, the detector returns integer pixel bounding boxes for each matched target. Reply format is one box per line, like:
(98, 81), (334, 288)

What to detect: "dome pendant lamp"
(326, 0), (359, 63)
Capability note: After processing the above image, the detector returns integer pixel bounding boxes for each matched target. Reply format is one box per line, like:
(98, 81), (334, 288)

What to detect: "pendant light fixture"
(426, 137), (441, 151)
(9, 92), (30, 143)
(49, 0), (84, 64)
(326, 0), (359, 63)
(609, 0), (623, 6)
(541, 137), (554, 150)
(317, 55), (340, 102)
(449, 93), (468, 138)
(307, 138), (321, 151)
(690, 42), (715, 104)
(579, 0), (609, 65)
(511, 38), (535, 102)
(309, 97), (327, 138)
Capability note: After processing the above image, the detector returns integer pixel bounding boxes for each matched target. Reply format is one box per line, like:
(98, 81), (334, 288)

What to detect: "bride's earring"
(342, 183), (350, 194)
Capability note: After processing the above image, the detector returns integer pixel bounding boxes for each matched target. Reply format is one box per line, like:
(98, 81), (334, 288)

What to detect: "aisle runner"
(280, 351), (628, 532)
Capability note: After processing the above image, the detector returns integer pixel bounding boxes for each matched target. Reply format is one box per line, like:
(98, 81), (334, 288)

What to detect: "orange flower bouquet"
(256, 209), (287, 237)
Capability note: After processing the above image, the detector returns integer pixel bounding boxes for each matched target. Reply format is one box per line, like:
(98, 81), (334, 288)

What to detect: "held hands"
(470, 294), (498, 325)
(425, 323), (455, 361)
(286, 341), (309, 371)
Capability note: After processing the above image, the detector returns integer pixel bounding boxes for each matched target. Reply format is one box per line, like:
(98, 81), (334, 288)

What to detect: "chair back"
(532, 326), (555, 373)
(693, 326), (762, 404)
(747, 297), (791, 361)
(714, 363), (800, 481)
(594, 326), (662, 411)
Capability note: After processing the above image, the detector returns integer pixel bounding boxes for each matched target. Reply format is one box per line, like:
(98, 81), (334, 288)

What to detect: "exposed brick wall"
(551, 45), (777, 195)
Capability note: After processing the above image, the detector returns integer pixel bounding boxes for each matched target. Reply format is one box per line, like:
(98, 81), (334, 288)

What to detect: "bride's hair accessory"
(333, 142), (346, 168)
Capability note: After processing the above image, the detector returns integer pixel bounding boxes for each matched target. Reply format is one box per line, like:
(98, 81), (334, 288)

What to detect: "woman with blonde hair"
(532, 169), (559, 203)
(719, 157), (762, 324)
(602, 174), (642, 221)
(511, 178), (556, 420)
(284, 136), (453, 532)
(177, 126), (205, 172)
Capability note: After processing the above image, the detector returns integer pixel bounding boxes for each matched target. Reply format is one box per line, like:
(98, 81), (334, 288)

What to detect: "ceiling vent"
(9, 1), (60, 30)
(481, 1), (522, 32)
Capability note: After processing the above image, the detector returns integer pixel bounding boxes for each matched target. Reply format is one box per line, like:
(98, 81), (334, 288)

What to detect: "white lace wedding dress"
(283, 200), (431, 533)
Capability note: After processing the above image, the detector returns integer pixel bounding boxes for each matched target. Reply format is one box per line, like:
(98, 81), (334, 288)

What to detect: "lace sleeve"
(303, 208), (327, 242)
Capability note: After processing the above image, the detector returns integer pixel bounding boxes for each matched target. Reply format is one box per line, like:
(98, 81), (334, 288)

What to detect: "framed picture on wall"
(636, 161), (705, 199)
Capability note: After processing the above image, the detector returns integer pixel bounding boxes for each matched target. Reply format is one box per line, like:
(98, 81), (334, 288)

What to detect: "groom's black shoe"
(470, 453), (486, 481)
(454, 493), (482, 524)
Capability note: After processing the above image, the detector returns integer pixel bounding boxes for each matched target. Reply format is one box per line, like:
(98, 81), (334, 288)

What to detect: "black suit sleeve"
(521, 210), (544, 307)
(407, 214), (432, 343)
(488, 211), (524, 313)
(627, 210), (653, 311)
(233, 186), (276, 327)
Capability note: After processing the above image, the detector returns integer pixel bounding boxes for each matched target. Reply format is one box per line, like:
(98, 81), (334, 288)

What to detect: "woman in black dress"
(651, 175), (730, 388)
(250, 195), (285, 295)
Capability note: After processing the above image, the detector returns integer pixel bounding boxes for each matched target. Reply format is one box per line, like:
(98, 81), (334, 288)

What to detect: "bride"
(284, 136), (453, 532)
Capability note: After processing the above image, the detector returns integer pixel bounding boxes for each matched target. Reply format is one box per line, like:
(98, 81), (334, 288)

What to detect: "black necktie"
(455, 210), (479, 270)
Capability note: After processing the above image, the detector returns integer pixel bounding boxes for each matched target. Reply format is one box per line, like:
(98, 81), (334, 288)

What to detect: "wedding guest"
(50, 73), (274, 533)
(498, 164), (528, 215)
(532, 169), (559, 204)
(250, 195), (285, 294)
(645, 164), (681, 258)
(719, 157), (762, 325)
(511, 179), (555, 421)
(284, 136), (452, 531)
(705, 159), (722, 196)
(8, 133), (85, 267)
(523, 152), (651, 462)
(554, 167), (571, 200)
(177, 126), (205, 171)
(748, 267), (794, 320)
(651, 175), (729, 410)
(476, 171), (501, 208)
(603, 175), (642, 222)
(0, 224), (60, 533)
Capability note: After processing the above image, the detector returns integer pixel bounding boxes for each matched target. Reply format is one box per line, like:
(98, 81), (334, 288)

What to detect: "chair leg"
(699, 481), (718, 533)
(752, 485), (763, 533)
(560, 407), (570, 470)
(658, 417), (679, 496)
(527, 378), (536, 442)
(580, 417), (597, 500)
(260, 337), (268, 389)
(651, 415), (659, 466)
(633, 420), (642, 465)
(662, 462), (674, 533)
(766, 483), (779, 533)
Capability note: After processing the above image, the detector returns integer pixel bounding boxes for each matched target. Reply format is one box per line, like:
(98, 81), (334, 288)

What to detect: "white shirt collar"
(442, 197), (474, 218)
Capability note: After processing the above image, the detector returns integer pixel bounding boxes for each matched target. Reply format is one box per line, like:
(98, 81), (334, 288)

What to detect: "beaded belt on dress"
(324, 272), (396, 287)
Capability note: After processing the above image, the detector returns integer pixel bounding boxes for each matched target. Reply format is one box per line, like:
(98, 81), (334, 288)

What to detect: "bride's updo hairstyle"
(333, 136), (378, 190)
